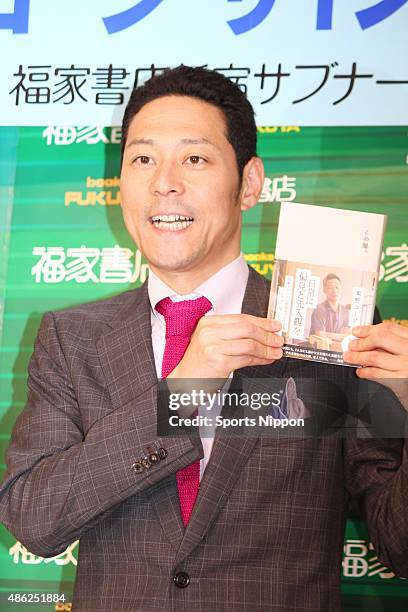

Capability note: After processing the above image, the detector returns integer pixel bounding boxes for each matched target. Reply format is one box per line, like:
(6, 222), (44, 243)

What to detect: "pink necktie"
(156, 296), (212, 526)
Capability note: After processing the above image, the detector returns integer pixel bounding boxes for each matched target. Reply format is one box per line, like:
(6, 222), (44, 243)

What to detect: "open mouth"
(150, 214), (194, 231)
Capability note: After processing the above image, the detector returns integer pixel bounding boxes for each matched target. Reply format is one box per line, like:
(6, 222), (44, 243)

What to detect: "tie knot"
(156, 296), (212, 338)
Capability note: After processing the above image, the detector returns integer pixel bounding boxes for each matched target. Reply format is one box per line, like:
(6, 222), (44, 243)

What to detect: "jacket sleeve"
(0, 312), (203, 557)
(344, 433), (408, 577)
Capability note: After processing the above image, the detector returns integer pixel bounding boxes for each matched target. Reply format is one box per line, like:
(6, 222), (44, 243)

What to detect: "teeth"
(151, 214), (193, 222)
(152, 219), (193, 231)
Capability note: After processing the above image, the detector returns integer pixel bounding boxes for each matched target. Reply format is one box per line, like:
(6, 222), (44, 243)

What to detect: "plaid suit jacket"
(1, 267), (407, 611)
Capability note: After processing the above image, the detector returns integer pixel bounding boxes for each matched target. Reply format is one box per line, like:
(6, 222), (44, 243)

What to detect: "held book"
(267, 202), (387, 366)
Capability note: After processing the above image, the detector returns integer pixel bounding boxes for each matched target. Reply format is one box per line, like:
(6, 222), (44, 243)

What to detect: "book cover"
(267, 202), (387, 366)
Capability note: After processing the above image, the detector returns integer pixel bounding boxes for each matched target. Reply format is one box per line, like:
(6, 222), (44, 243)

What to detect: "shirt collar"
(148, 253), (249, 316)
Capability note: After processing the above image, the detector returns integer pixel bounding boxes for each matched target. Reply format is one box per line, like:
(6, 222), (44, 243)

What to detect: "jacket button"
(157, 447), (168, 460)
(173, 571), (190, 588)
(131, 461), (143, 474)
(149, 452), (159, 464)
(141, 457), (151, 469)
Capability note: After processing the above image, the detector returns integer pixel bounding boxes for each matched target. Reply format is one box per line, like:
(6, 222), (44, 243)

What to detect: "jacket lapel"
(175, 267), (288, 564)
(95, 284), (186, 545)
(96, 284), (157, 408)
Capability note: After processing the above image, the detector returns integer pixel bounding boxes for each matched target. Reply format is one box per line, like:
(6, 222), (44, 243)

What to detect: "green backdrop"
(0, 125), (407, 611)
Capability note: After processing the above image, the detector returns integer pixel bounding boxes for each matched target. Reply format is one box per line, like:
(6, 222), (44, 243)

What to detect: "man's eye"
(134, 155), (152, 165)
(186, 155), (205, 165)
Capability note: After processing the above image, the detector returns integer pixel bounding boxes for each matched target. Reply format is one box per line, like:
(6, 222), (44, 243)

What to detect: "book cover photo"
(267, 202), (387, 366)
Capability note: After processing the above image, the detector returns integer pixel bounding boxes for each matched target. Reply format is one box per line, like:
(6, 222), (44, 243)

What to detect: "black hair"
(121, 65), (257, 179)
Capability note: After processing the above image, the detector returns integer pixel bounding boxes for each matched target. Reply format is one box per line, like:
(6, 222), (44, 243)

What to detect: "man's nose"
(150, 160), (184, 196)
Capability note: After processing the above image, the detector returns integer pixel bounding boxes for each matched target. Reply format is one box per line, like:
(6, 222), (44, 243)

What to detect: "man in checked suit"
(1, 66), (408, 611)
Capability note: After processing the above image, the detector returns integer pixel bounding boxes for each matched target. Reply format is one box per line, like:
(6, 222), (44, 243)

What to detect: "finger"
(206, 314), (282, 333)
(348, 329), (407, 356)
(223, 338), (283, 361)
(344, 349), (401, 372)
(355, 366), (397, 380)
(215, 322), (284, 348)
(201, 317), (283, 344)
(242, 314), (282, 332)
(233, 355), (283, 370)
(351, 324), (373, 338)
(353, 322), (408, 340)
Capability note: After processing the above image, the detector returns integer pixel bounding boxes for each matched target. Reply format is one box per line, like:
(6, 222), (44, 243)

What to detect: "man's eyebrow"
(126, 137), (218, 148)
(179, 137), (217, 147)
(126, 138), (155, 148)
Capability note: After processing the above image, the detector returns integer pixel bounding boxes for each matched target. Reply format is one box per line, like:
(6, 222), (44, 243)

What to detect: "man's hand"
(344, 322), (408, 410)
(168, 314), (283, 381)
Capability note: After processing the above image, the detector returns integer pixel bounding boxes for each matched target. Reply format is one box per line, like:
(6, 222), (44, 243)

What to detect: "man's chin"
(148, 254), (203, 274)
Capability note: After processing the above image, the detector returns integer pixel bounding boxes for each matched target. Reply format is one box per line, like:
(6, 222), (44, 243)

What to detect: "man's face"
(324, 278), (341, 302)
(120, 95), (245, 283)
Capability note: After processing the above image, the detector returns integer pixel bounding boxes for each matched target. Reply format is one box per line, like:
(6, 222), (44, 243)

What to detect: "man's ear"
(239, 157), (265, 212)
